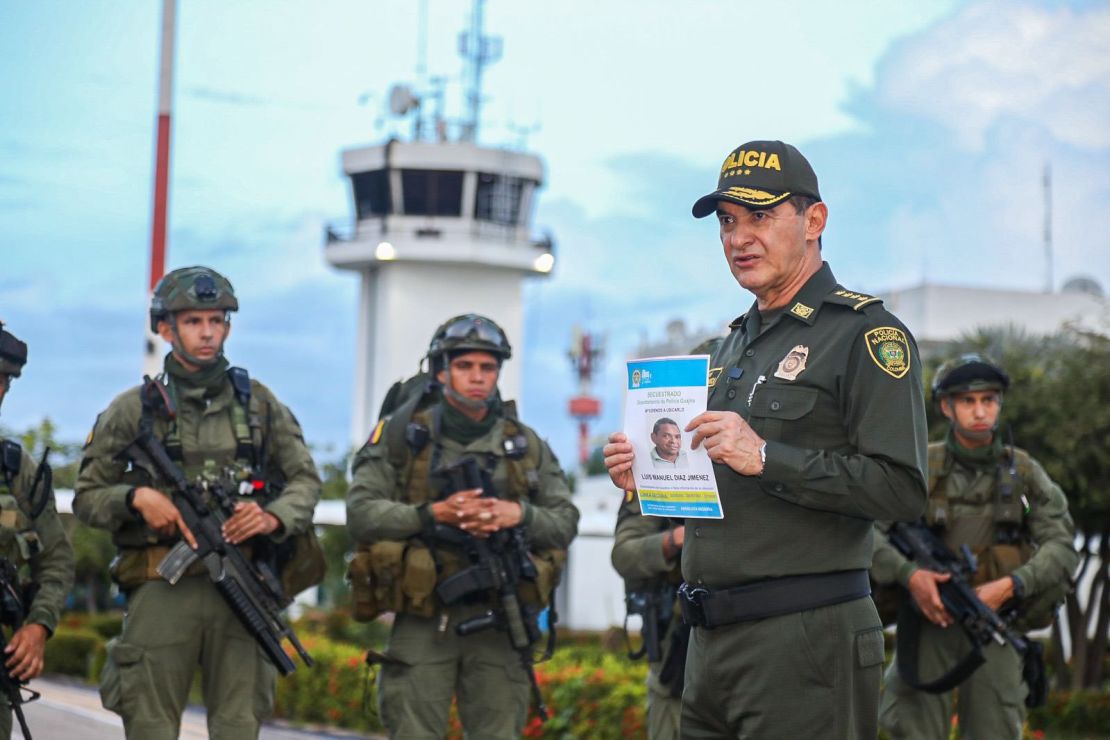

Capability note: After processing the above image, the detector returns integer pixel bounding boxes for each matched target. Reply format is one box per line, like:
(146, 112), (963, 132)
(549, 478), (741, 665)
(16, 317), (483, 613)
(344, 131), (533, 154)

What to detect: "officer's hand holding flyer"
(623, 355), (722, 518)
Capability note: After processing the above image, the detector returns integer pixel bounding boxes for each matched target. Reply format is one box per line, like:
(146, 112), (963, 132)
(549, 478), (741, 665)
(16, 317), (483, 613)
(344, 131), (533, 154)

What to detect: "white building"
(880, 277), (1107, 355)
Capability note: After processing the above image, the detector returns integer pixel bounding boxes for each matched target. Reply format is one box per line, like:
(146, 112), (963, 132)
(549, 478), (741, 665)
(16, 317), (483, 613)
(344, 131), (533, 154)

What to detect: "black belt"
(679, 570), (871, 629)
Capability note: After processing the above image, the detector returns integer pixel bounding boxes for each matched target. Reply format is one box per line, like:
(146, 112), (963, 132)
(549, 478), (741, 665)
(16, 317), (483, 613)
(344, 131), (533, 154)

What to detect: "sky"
(1, 0), (1108, 468)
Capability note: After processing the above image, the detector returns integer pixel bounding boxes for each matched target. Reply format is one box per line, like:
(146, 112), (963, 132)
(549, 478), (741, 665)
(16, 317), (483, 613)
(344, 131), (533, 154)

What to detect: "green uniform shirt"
(872, 442), (1077, 596)
(346, 411), (578, 553)
(612, 494), (679, 585)
(74, 372), (321, 547)
(0, 443), (74, 633)
(684, 262), (928, 589)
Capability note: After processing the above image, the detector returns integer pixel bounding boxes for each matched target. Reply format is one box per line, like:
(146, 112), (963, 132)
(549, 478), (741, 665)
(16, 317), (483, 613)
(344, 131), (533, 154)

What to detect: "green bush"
(273, 633), (382, 733)
(526, 650), (648, 739)
(44, 627), (105, 681)
(1028, 690), (1110, 736)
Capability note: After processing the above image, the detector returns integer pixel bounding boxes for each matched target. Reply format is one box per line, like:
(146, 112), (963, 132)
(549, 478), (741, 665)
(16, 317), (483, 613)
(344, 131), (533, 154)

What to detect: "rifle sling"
(895, 598), (985, 693)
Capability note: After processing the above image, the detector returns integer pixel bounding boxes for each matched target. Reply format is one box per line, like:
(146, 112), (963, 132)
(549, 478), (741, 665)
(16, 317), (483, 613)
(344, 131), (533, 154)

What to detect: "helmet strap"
(168, 314), (226, 369)
(443, 381), (493, 412)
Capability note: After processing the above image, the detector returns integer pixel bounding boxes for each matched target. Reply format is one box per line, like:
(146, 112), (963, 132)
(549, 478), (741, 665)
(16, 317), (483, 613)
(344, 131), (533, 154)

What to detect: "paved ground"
(14, 678), (378, 739)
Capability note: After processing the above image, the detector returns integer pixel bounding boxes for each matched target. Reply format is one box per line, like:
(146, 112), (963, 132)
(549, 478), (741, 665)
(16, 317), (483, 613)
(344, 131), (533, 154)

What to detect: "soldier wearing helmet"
(73, 267), (321, 739)
(872, 353), (1078, 739)
(0, 324), (74, 738)
(346, 314), (579, 738)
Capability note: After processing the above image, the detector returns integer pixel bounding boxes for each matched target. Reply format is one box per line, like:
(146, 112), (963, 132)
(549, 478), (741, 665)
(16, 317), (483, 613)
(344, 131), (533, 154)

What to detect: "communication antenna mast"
(458, 0), (502, 142)
(1043, 162), (1053, 293)
(568, 326), (604, 470)
(144, 0), (177, 377)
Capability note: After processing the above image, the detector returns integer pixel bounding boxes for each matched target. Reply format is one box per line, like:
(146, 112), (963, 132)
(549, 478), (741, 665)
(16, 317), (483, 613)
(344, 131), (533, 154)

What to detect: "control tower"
(325, 0), (555, 444)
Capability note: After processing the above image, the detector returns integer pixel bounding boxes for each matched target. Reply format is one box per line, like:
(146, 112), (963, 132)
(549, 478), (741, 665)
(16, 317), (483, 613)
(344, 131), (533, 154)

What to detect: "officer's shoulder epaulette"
(825, 287), (884, 312)
(0, 439), (23, 476)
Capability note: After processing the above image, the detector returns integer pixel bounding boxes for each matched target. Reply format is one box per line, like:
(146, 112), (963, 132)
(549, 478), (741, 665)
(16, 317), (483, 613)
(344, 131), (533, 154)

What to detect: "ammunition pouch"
(965, 542), (1030, 586)
(0, 492), (38, 565)
(518, 549), (566, 609)
(276, 528), (327, 599)
(350, 540), (565, 622)
(109, 545), (207, 590)
(349, 540), (442, 622)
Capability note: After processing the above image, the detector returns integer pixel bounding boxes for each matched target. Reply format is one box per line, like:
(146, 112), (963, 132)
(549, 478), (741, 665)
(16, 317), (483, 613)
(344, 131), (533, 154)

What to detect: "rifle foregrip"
(216, 575), (296, 676)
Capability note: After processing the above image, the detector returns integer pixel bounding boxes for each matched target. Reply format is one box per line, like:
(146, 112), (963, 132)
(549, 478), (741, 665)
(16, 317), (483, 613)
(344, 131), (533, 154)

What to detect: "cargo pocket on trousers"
(855, 627), (885, 669)
(100, 639), (145, 714)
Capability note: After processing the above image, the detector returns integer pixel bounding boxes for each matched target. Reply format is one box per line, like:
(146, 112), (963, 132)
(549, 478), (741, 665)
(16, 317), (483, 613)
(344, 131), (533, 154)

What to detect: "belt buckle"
(679, 582), (710, 627)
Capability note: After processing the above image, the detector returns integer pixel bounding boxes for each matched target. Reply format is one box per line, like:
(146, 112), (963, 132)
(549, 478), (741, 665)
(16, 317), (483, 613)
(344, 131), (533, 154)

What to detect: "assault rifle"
(884, 520), (1046, 706)
(122, 423), (313, 676)
(624, 584), (675, 663)
(431, 456), (549, 721)
(0, 560), (40, 739)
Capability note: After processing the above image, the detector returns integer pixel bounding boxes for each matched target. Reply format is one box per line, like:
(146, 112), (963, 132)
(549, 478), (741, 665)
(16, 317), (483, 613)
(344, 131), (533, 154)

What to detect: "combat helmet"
(0, 322), (27, 379)
(149, 266), (239, 332)
(426, 314), (512, 372)
(932, 353), (1010, 402)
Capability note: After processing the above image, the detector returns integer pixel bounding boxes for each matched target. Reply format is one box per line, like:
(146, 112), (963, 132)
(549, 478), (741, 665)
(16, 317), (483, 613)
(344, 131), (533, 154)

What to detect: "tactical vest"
(160, 368), (266, 488)
(924, 442), (1032, 587)
(350, 396), (566, 622)
(923, 442), (1066, 630)
(0, 440), (43, 568)
(111, 368), (311, 591)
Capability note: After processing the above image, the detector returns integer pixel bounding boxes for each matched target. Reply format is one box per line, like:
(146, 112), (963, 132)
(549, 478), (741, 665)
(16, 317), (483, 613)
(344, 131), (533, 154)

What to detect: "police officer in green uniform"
(346, 314), (579, 739)
(612, 493), (685, 740)
(73, 267), (321, 740)
(873, 354), (1078, 739)
(0, 324), (75, 738)
(604, 140), (929, 738)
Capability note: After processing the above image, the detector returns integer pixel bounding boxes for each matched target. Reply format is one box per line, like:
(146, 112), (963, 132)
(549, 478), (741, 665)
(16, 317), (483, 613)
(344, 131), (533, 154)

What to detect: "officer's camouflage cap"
(692, 140), (822, 218)
(932, 353), (1010, 400)
(150, 266), (239, 331)
(428, 314), (512, 362)
(0, 322), (27, 378)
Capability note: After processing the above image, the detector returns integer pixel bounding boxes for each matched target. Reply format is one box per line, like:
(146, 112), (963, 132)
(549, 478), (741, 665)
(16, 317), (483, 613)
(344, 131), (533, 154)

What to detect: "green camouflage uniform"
(611, 493), (683, 740)
(73, 361), (320, 740)
(873, 433), (1078, 740)
(681, 262), (929, 738)
(0, 441), (75, 739)
(346, 394), (579, 739)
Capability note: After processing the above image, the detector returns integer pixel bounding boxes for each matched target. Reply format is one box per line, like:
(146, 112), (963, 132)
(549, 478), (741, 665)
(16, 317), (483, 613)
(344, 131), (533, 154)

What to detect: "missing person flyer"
(624, 355), (722, 519)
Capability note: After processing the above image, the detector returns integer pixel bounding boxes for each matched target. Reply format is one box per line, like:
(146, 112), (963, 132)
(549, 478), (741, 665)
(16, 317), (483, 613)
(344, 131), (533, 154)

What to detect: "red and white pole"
(144, 0), (177, 377)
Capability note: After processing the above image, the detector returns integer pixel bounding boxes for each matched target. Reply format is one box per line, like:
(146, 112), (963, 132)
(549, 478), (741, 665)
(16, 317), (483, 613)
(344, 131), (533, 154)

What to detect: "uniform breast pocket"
(748, 385), (818, 445)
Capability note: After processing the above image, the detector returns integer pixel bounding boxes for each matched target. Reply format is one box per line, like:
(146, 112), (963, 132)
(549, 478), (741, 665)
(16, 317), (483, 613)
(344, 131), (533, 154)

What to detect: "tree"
(929, 325), (1110, 689)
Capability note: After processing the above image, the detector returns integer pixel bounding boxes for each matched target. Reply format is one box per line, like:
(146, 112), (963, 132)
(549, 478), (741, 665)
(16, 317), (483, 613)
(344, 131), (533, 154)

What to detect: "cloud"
(870, 1), (1110, 150)
(184, 86), (273, 107)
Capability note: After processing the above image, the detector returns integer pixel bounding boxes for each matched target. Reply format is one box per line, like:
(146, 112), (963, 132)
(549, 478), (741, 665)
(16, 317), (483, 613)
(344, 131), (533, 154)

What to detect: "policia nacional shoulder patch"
(864, 327), (911, 379)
